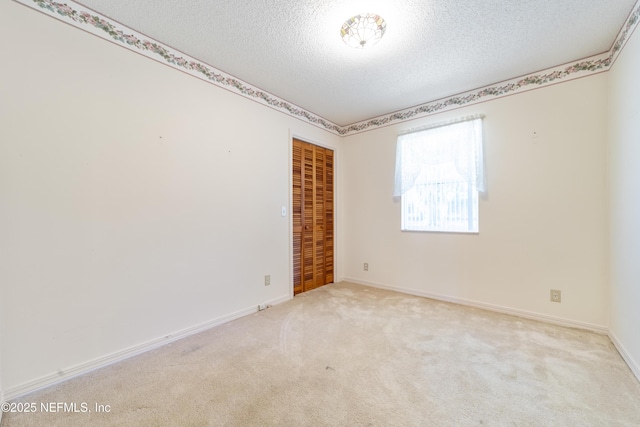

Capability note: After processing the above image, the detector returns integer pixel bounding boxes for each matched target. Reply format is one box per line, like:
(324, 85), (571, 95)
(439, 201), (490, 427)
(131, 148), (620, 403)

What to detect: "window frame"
(395, 116), (484, 234)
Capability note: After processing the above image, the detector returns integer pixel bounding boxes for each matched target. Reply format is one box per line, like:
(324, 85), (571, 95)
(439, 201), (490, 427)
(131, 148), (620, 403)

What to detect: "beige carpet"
(3, 282), (640, 426)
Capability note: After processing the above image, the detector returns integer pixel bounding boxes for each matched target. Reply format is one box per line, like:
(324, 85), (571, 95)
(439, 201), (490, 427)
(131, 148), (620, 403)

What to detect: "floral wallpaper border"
(15, 0), (640, 136)
(344, 54), (613, 134)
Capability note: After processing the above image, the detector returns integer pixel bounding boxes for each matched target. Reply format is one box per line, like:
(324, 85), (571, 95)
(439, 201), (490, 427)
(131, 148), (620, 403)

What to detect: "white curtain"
(393, 116), (485, 197)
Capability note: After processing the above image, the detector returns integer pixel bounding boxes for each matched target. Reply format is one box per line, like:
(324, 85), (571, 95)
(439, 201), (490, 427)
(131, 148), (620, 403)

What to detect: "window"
(394, 116), (485, 233)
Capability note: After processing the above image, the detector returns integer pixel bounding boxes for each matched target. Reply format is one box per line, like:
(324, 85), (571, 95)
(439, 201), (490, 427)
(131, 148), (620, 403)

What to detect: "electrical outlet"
(364, 263), (369, 271)
(550, 289), (561, 303)
(265, 275), (270, 286)
(258, 304), (268, 311)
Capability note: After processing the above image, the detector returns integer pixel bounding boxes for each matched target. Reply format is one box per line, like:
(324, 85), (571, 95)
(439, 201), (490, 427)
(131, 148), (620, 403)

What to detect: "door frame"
(288, 131), (338, 299)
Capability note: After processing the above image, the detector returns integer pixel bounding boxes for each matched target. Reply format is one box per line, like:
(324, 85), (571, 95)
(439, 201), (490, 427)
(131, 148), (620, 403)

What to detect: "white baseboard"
(608, 330), (640, 383)
(4, 293), (291, 401)
(4, 282), (637, 401)
(342, 277), (609, 334)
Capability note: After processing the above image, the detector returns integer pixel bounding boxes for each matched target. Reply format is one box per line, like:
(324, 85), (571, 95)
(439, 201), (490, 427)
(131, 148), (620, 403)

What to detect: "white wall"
(608, 26), (640, 377)
(0, 1), (341, 396)
(342, 75), (609, 329)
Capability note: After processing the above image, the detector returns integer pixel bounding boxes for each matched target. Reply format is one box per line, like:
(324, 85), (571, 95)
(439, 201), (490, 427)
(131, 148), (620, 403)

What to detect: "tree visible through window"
(394, 116), (485, 233)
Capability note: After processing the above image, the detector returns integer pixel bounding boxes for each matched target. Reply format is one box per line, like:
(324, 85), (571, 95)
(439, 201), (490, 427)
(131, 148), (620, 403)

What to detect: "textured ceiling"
(76, 0), (637, 126)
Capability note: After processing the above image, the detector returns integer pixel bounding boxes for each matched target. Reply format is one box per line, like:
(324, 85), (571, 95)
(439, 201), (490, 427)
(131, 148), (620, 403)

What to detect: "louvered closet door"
(292, 139), (334, 295)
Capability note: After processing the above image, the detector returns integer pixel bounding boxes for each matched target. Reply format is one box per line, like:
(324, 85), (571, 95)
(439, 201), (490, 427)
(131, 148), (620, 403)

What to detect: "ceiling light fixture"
(340, 13), (387, 49)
